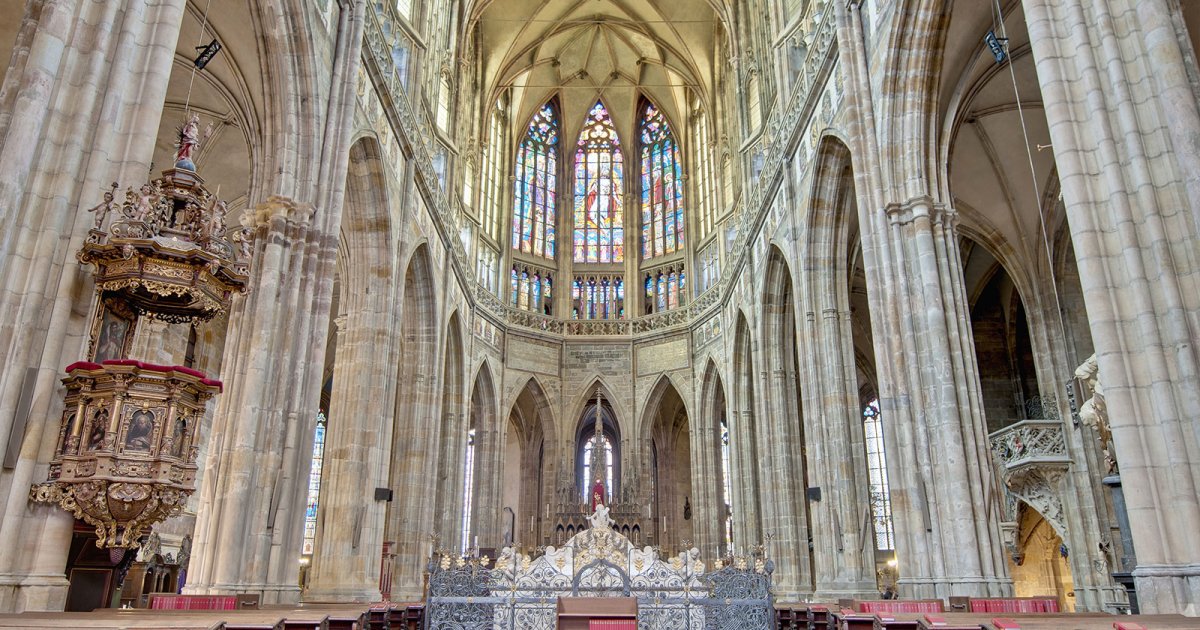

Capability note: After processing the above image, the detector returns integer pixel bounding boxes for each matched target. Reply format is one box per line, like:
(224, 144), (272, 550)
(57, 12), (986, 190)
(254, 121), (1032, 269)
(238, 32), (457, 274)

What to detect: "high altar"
(424, 504), (774, 630)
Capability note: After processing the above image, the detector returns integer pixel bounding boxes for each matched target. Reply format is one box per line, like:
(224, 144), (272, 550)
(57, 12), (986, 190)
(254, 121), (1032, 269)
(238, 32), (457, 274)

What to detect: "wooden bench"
(829, 606), (875, 630)
(854, 599), (946, 614)
(946, 597), (1059, 614)
(149, 593), (261, 610)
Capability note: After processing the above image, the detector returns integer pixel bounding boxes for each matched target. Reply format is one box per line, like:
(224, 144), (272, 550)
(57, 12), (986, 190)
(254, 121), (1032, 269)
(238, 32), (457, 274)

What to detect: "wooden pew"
(854, 599), (946, 615)
(807, 604), (831, 630)
(829, 607), (875, 630)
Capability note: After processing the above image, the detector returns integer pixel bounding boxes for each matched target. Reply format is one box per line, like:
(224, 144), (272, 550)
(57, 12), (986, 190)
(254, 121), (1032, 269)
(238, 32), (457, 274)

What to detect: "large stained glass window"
(639, 102), (684, 259)
(512, 103), (558, 259)
(302, 411), (327, 556)
(863, 398), (895, 550)
(573, 101), (624, 264)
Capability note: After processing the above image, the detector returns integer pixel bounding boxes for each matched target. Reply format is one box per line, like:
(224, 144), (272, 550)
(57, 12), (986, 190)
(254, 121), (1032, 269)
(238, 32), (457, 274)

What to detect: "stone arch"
(501, 377), (559, 546)
(698, 359), (730, 558)
(434, 311), (469, 544)
(640, 375), (693, 551)
(760, 245), (814, 594)
(462, 360), (497, 551)
(572, 379), (624, 503)
(801, 135), (878, 597)
(730, 314), (763, 553)
(304, 135), (396, 600)
(386, 242), (439, 600)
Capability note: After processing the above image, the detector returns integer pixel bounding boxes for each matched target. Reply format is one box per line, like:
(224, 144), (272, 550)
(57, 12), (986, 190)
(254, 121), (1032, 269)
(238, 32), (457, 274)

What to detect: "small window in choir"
(513, 103), (559, 259)
(639, 101), (684, 259)
(643, 268), (685, 314)
(746, 75), (762, 132)
(581, 435), (615, 503)
(720, 419), (733, 552)
(480, 110), (505, 242)
(476, 247), (498, 293)
(863, 399), (895, 551)
(396, 0), (413, 19)
(511, 265), (552, 314)
(573, 101), (624, 264)
(436, 76), (452, 130)
(302, 411), (328, 556)
(460, 428), (476, 554)
(699, 243), (720, 292)
(571, 276), (624, 320)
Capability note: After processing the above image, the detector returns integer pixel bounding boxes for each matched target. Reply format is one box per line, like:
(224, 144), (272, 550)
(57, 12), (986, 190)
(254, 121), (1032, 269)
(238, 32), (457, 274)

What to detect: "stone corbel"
(1005, 466), (1070, 542)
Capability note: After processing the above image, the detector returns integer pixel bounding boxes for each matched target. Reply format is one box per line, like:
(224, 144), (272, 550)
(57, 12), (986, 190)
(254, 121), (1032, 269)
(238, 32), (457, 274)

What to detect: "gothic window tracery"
(512, 103), (558, 259)
(573, 101), (624, 264)
(639, 101), (684, 259)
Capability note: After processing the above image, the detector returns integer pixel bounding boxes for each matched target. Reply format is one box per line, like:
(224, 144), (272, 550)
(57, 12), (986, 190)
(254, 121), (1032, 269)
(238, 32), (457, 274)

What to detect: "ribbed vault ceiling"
(471, 0), (726, 142)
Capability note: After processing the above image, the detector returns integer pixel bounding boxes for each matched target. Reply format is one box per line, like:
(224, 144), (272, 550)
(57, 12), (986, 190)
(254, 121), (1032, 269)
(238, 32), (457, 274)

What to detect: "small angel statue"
(86, 182), (120, 230)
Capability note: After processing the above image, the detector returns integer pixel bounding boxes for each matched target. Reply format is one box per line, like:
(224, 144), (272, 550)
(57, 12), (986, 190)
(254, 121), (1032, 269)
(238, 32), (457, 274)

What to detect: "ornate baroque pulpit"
(30, 114), (252, 556)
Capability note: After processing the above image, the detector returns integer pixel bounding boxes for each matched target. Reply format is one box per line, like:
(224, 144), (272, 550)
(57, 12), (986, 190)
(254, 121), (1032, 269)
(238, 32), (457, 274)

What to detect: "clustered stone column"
(1024, 0), (1200, 614)
(0, 0), (187, 612)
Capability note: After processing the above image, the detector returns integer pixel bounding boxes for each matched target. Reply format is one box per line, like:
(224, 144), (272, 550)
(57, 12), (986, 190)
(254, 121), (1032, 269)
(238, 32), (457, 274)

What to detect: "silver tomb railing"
(425, 521), (773, 630)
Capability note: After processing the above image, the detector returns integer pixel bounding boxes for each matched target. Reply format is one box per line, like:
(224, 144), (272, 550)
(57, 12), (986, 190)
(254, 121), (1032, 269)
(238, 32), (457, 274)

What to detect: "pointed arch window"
(460, 428), (476, 554)
(863, 398), (895, 551)
(639, 102), (684, 259)
(302, 411), (327, 556)
(720, 418), (733, 552)
(512, 103), (558, 259)
(573, 101), (624, 264)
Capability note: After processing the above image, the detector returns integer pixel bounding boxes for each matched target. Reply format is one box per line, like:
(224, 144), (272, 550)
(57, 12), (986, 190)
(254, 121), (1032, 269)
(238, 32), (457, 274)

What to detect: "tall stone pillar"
(874, 201), (1012, 599)
(305, 298), (396, 601)
(835, 0), (1011, 599)
(0, 0), (187, 612)
(1024, 0), (1200, 614)
(185, 197), (322, 604)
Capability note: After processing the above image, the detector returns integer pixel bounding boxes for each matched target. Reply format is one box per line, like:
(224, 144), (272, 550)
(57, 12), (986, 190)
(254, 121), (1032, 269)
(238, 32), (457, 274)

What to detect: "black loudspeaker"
(806, 487), (822, 502)
(374, 487), (393, 502)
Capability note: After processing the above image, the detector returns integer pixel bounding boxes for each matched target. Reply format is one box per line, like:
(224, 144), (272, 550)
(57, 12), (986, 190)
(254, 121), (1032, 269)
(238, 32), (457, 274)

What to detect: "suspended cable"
(183, 0), (216, 116)
(990, 0), (1076, 409)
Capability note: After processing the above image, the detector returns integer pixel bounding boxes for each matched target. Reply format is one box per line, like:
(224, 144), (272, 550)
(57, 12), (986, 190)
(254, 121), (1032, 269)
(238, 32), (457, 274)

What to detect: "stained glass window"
(644, 268), (685, 314)
(573, 101), (624, 264)
(580, 436), (614, 503)
(512, 265), (552, 314)
(302, 411), (327, 556)
(571, 276), (624, 320)
(639, 102), (684, 259)
(863, 399), (895, 551)
(512, 103), (558, 259)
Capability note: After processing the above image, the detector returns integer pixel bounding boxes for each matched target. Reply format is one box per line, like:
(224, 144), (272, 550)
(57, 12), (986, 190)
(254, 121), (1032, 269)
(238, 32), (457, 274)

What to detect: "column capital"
(251, 195), (316, 229)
